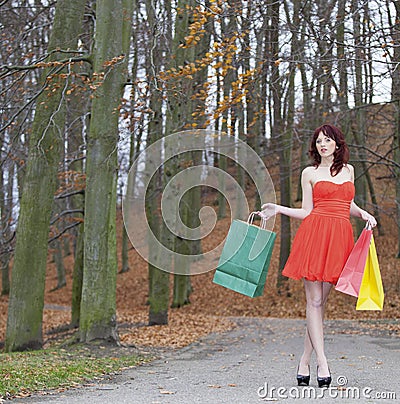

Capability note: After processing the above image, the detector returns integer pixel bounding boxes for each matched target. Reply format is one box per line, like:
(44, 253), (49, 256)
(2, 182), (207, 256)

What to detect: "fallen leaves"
(118, 311), (235, 348)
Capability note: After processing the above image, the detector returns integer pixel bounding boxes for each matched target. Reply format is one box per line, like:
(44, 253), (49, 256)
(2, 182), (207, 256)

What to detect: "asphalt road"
(14, 318), (400, 404)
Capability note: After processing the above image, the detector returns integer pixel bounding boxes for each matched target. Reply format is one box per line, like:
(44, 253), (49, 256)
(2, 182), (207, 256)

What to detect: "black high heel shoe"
(297, 364), (310, 386)
(317, 366), (332, 388)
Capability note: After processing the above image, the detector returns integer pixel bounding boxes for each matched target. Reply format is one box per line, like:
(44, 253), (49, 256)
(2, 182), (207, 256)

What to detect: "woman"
(260, 124), (377, 388)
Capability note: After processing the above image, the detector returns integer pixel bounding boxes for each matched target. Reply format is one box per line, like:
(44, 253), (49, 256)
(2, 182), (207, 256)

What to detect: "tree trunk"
(217, 8), (228, 220)
(296, 3), (313, 202)
(0, 160), (12, 296)
(352, 0), (367, 236)
(51, 239), (66, 290)
(277, 1), (299, 290)
(268, 1), (290, 288)
(71, 222), (84, 328)
(146, 0), (170, 325)
(52, 145), (67, 291)
(79, 0), (133, 343)
(120, 0), (140, 275)
(5, 0), (86, 352)
(242, 0), (257, 153)
(351, 128), (382, 235)
(1, 253), (11, 296)
(68, 61), (90, 328)
(337, 0), (351, 137)
(391, 0), (400, 259)
(170, 0), (197, 309)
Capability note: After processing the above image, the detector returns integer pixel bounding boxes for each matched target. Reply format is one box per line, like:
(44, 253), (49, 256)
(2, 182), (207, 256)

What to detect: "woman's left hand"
(259, 203), (279, 220)
(361, 211), (377, 228)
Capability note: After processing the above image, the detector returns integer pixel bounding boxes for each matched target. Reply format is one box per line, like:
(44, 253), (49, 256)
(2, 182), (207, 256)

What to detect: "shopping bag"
(356, 235), (384, 310)
(335, 224), (372, 297)
(213, 212), (276, 297)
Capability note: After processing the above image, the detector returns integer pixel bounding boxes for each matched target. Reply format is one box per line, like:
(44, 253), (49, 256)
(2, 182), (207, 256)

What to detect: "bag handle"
(247, 211), (268, 229)
(365, 220), (373, 230)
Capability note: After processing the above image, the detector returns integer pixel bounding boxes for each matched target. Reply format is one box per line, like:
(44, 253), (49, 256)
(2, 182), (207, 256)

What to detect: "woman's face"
(315, 131), (336, 158)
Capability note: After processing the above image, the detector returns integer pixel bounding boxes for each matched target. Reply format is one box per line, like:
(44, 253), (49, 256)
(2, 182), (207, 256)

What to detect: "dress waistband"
(311, 199), (351, 220)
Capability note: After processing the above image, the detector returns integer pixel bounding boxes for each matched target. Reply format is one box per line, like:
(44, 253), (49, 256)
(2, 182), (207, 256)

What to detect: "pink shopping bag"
(335, 224), (372, 297)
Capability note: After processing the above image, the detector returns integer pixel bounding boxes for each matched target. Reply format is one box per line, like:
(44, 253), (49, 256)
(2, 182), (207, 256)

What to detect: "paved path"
(15, 318), (400, 403)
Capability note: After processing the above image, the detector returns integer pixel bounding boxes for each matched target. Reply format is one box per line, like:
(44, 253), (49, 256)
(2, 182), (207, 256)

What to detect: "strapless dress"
(282, 181), (355, 284)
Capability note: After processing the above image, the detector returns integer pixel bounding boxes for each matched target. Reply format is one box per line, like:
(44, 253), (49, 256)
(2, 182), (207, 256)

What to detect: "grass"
(0, 345), (149, 399)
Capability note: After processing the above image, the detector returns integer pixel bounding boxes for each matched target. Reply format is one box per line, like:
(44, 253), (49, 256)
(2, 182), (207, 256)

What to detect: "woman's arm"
(347, 164), (377, 227)
(350, 201), (377, 227)
(260, 168), (314, 220)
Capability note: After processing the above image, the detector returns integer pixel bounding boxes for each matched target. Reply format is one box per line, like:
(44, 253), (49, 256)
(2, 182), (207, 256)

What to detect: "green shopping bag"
(213, 213), (276, 297)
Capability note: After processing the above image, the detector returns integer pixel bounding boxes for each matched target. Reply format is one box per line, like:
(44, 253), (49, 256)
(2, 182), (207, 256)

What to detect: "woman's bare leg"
(299, 281), (332, 375)
(299, 280), (331, 377)
(298, 331), (313, 375)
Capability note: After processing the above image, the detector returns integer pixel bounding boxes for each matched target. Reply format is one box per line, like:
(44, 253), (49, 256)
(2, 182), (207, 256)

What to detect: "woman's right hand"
(360, 210), (377, 228)
(259, 203), (279, 220)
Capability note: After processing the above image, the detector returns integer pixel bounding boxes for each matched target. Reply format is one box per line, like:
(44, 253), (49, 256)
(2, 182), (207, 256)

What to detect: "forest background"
(0, 0), (399, 355)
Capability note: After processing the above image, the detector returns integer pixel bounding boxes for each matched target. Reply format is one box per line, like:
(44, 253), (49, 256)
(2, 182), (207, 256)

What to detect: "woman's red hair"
(309, 124), (349, 176)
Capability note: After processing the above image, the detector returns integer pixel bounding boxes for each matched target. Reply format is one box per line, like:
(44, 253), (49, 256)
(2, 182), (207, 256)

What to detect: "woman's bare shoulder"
(301, 166), (316, 183)
(301, 166), (316, 177)
(302, 166), (316, 174)
(344, 163), (354, 173)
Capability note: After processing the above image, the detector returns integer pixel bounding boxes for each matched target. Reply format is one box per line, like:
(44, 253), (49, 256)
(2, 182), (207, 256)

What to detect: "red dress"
(282, 180), (355, 285)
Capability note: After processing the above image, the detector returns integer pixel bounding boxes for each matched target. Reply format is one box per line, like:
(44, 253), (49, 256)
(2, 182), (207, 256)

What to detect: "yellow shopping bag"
(356, 235), (384, 311)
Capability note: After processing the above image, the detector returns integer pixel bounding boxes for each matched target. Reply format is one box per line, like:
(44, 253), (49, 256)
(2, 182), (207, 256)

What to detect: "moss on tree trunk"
(5, 0), (86, 352)
(79, 0), (133, 343)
